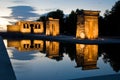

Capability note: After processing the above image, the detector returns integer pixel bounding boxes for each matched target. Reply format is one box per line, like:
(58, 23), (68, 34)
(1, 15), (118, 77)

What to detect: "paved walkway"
(1, 32), (120, 44)
(0, 36), (16, 80)
(27, 34), (120, 44)
(71, 73), (120, 80)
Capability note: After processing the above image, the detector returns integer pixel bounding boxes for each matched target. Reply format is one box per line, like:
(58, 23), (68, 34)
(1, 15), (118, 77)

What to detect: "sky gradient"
(0, 0), (118, 31)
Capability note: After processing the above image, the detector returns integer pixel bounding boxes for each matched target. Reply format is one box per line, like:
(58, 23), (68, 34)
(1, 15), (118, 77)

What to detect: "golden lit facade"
(7, 21), (44, 34)
(46, 41), (59, 58)
(76, 44), (98, 70)
(76, 10), (100, 39)
(46, 18), (59, 36)
(7, 39), (44, 51)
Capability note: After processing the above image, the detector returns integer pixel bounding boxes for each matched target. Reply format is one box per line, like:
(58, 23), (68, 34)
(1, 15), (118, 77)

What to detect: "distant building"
(46, 18), (59, 36)
(76, 10), (100, 39)
(7, 21), (44, 34)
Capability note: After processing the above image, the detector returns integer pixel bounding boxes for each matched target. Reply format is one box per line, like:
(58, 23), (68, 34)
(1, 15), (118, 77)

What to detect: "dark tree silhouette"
(103, 0), (120, 36)
(102, 44), (120, 72)
(37, 9), (65, 34)
(65, 9), (83, 36)
(37, 8), (105, 36)
(47, 9), (65, 34)
(37, 16), (46, 33)
(65, 10), (77, 35)
(98, 16), (106, 36)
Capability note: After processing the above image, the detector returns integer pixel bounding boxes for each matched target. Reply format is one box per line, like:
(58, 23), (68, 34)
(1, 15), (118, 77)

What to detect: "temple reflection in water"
(76, 44), (99, 70)
(7, 39), (63, 61)
(4, 38), (120, 80)
(7, 40), (44, 51)
(7, 39), (99, 70)
(46, 41), (63, 61)
(46, 41), (59, 58)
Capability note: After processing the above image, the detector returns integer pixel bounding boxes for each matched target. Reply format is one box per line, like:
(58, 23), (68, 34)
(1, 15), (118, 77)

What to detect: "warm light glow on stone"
(85, 17), (98, 39)
(76, 10), (100, 40)
(80, 32), (85, 39)
(46, 18), (59, 36)
(7, 21), (44, 34)
(7, 40), (44, 51)
(46, 41), (59, 58)
(76, 44), (98, 70)
(7, 25), (20, 32)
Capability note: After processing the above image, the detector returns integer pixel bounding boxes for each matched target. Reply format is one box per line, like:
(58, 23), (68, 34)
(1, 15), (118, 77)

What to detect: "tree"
(47, 9), (64, 19)
(37, 16), (47, 33)
(37, 9), (65, 34)
(98, 16), (106, 36)
(111, 0), (120, 14)
(65, 10), (77, 35)
(102, 44), (120, 72)
(47, 9), (65, 34)
(104, 0), (120, 36)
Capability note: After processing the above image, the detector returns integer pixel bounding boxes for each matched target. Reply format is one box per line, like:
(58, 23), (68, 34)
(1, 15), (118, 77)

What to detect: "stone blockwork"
(76, 44), (98, 70)
(46, 18), (59, 36)
(7, 18), (60, 36)
(7, 21), (44, 34)
(7, 39), (44, 51)
(7, 10), (100, 39)
(76, 10), (100, 39)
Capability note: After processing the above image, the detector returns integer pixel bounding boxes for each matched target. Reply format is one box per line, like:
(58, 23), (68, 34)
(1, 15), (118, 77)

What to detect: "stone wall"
(7, 39), (44, 51)
(7, 25), (20, 32)
(76, 10), (100, 39)
(76, 44), (98, 70)
(46, 41), (59, 58)
(7, 21), (44, 34)
(46, 18), (59, 36)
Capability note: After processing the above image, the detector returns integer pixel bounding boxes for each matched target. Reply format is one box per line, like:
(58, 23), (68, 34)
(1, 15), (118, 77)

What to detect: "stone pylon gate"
(46, 18), (59, 36)
(76, 10), (100, 39)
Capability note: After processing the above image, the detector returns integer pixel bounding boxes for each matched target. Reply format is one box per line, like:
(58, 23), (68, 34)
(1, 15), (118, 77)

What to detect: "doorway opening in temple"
(51, 24), (54, 35)
(30, 24), (34, 34)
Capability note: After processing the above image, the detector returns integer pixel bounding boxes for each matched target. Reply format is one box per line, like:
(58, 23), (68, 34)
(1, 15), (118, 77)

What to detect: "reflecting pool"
(3, 39), (120, 80)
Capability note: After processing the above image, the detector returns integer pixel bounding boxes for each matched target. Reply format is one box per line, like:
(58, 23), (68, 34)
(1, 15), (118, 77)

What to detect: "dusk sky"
(0, 0), (118, 31)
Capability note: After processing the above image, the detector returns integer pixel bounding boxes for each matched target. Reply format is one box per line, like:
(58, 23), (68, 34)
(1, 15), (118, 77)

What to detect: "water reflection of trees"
(63, 43), (99, 70)
(100, 44), (120, 72)
(7, 39), (120, 72)
(64, 43), (76, 61)
(64, 43), (120, 72)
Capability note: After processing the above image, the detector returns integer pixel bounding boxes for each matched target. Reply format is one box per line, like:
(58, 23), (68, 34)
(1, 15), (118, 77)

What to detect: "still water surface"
(3, 39), (120, 80)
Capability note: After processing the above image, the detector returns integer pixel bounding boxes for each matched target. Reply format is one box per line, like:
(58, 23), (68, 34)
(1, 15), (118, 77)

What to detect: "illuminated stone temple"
(76, 44), (98, 70)
(7, 21), (44, 34)
(7, 17), (60, 36)
(76, 10), (100, 39)
(46, 18), (59, 36)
